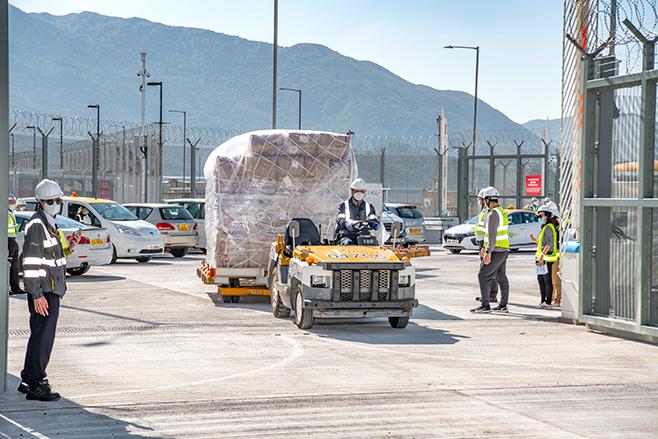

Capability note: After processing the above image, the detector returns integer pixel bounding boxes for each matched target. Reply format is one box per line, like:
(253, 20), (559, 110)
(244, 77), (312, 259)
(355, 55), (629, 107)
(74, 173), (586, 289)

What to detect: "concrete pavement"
(0, 246), (657, 438)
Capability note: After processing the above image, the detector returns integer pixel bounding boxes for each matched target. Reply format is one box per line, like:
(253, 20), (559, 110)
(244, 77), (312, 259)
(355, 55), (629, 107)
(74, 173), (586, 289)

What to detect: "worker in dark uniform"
(7, 194), (24, 295)
(18, 179), (80, 401)
(74, 206), (90, 224)
(336, 178), (379, 245)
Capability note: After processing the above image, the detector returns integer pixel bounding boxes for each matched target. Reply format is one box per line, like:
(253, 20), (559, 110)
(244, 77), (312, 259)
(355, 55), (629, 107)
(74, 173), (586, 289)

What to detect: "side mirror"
(390, 221), (401, 239)
(289, 220), (300, 239)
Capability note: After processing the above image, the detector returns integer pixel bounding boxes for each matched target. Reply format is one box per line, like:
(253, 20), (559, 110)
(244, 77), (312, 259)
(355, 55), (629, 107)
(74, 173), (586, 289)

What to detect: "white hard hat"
(477, 188), (486, 198)
(35, 179), (63, 201)
(481, 186), (499, 199)
(350, 178), (367, 191)
(538, 202), (559, 218)
(8, 193), (16, 202)
(543, 197), (551, 204)
(16, 198), (26, 206)
(531, 197), (538, 202)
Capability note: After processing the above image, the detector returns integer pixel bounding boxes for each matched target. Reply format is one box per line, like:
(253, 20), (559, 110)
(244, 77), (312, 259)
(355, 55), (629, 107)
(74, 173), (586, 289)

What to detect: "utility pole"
(37, 127), (54, 180)
(2, 0), (11, 393)
(272, 0), (278, 129)
(137, 53), (150, 202)
(87, 104), (101, 198)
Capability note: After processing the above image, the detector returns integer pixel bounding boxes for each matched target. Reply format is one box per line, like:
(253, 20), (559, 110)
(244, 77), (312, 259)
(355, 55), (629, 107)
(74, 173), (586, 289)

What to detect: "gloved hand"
(346, 222), (355, 232)
(372, 221), (380, 231)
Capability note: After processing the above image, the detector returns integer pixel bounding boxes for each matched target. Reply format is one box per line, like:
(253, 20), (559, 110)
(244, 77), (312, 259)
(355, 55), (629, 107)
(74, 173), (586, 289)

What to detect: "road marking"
(0, 413), (51, 439)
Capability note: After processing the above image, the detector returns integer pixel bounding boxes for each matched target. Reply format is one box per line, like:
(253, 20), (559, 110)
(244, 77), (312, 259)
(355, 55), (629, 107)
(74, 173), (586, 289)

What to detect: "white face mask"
(9, 204), (16, 212)
(43, 202), (60, 217)
(353, 192), (365, 201)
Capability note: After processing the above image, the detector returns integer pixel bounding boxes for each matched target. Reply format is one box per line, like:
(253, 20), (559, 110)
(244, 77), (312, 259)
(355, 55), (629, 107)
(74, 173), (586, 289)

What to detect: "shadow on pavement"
(311, 320), (467, 345)
(66, 274), (126, 282)
(0, 376), (165, 439)
(207, 293), (272, 314)
(412, 304), (462, 320)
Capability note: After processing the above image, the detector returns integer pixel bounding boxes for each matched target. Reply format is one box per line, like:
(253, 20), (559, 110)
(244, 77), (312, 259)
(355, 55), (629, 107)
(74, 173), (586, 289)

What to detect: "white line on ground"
(0, 413), (51, 439)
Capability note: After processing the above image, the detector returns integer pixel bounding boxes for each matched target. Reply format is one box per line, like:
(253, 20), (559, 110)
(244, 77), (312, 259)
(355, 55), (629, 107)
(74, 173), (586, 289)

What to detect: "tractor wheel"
(448, 249), (462, 254)
(294, 285), (314, 329)
(270, 271), (291, 318)
(388, 316), (409, 329)
(110, 244), (117, 264)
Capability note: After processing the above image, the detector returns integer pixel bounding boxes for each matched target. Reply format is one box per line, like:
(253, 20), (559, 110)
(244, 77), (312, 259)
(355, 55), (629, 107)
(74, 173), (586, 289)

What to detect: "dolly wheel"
(294, 285), (314, 329)
(388, 316), (409, 329)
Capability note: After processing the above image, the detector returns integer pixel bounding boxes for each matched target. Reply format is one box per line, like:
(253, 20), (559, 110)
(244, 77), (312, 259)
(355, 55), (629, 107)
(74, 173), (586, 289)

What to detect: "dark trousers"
(8, 237), (21, 292)
(21, 292), (60, 389)
(477, 251), (509, 308)
(537, 261), (554, 305)
(339, 236), (357, 245)
(478, 241), (498, 298)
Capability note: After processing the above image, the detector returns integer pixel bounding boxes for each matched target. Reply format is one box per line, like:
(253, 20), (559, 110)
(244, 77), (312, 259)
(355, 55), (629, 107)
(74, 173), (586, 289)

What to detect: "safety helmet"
(538, 202), (559, 218)
(35, 179), (64, 201)
(531, 197), (538, 202)
(8, 193), (16, 202)
(16, 198), (26, 206)
(350, 178), (367, 191)
(543, 197), (551, 204)
(481, 186), (499, 200)
(477, 188), (487, 198)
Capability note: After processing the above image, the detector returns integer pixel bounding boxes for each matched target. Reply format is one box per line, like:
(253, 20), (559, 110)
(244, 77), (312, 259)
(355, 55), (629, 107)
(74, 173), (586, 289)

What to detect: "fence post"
(515, 140), (523, 212)
(457, 146), (468, 222)
(380, 147), (385, 189)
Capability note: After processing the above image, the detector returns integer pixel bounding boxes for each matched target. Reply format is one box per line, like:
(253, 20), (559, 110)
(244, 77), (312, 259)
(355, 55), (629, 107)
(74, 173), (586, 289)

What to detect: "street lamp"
(148, 81), (164, 200)
(52, 117), (63, 169)
(87, 104), (100, 198)
(168, 109), (187, 196)
(26, 125), (37, 169)
(278, 87), (302, 130)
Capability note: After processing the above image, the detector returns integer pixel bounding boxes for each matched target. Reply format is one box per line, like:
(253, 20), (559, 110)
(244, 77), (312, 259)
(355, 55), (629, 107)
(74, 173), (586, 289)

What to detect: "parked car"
(123, 203), (198, 258)
(25, 196), (165, 263)
(163, 198), (205, 252)
(383, 203), (426, 245)
(381, 210), (406, 245)
(442, 209), (541, 254)
(14, 212), (112, 275)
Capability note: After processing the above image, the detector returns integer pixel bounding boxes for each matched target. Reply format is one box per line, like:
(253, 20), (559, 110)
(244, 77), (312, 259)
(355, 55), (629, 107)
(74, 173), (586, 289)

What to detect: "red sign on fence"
(525, 175), (542, 196)
(99, 180), (111, 199)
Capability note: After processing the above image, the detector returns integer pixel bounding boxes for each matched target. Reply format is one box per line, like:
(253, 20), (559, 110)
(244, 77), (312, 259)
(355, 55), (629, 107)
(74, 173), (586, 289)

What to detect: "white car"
(163, 198), (205, 252)
(442, 209), (542, 254)
(25, 196), (165, 263)
(14, 212), (113, 275)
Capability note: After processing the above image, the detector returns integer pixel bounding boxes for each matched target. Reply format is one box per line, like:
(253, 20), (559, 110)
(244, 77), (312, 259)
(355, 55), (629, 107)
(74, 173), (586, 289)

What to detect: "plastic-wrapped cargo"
(204, 130), (358, 269)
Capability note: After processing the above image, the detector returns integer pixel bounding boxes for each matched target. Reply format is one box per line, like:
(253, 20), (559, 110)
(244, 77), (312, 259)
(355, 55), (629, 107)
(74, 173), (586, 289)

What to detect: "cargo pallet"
(198, 260), (270, 303)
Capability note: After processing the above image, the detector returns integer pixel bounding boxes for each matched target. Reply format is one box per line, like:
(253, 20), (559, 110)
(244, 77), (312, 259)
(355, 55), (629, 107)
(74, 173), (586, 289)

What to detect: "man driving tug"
(336, 178), (380, 245)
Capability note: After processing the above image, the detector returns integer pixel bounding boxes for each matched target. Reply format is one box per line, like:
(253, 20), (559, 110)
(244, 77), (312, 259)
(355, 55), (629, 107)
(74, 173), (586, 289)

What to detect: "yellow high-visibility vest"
(484, 206), (509, 249)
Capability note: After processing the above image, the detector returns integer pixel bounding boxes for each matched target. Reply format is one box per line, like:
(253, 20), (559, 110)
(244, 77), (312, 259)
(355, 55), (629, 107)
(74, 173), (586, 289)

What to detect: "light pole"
(52, 117), (63, 169)
(26, 125), (36, 169)
(111, 125), (126, 203)
(278, 87), (302, 130)
(148, 81), (163, 201)
(168, 109), (186, 196)
(137, 53), (150, 202)
(272, 0), (278, 129)
(445, 44), (479, 221)
(87, 104), (101, 198)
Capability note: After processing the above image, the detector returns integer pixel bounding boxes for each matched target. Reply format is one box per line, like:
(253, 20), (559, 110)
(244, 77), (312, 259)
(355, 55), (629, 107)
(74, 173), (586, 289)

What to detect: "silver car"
(383, 203), (426, 245)
(164, 198), (205, 252)
(123, 203), (198, 258)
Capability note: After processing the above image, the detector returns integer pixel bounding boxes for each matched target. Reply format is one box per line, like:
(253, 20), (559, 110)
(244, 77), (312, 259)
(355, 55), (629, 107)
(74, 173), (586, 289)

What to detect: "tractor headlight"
(399, 274), (411, 288)
(311, 275), (329, 288)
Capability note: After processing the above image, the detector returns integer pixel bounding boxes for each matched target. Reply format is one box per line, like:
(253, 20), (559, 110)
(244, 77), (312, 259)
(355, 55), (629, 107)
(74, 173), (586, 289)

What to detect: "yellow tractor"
(267, 218), (418, 329)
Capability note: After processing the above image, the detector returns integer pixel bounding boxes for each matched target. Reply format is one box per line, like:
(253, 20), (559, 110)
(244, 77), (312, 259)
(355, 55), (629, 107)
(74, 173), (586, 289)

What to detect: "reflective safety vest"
(535, 223), (559, 262)
(474, 209), (488, 241)
(8, 211), (17, 237)
(484, 206), (509, 250)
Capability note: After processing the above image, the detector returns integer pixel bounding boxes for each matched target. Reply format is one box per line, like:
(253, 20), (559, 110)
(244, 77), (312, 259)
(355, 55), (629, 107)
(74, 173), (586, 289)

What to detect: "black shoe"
(492, 304), (509, 313)
(470, 305), (492, 314)
(26, 381), (60, 401)
(9, 289), (26, 295)
(17, 381), (28, 394)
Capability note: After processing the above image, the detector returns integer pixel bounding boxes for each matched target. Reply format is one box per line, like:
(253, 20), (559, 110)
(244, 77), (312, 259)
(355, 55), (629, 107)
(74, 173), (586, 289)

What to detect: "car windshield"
(394, 207), (423, 219)
(181, 202), (203, 219)
(160, 206), (193, 220)
(466, 215), (479, 224)
(91, 202), (138, 221)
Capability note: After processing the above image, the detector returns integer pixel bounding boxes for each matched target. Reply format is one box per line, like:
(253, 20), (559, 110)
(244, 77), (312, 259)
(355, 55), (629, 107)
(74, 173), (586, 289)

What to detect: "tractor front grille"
(334, 269), (394, 302)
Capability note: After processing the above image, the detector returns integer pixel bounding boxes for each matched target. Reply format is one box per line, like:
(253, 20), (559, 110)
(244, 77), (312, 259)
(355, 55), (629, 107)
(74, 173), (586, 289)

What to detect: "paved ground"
(1, 246), (657, 438)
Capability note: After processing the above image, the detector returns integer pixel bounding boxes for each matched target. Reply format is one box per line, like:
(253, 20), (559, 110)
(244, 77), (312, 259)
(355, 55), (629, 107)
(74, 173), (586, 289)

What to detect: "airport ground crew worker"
(336, 178), (379, 245)
(7, 194), (24, 295)
(18, 179), (80, 401)
(530, 202), (560, 309)
(472, 186), (510, 314)
(474, 187), (498, 303)
(16, 198), (28, 211)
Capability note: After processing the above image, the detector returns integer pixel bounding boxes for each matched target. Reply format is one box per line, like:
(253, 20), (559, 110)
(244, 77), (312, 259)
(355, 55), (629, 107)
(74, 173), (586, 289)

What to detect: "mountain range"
(9, 5), (531, 138)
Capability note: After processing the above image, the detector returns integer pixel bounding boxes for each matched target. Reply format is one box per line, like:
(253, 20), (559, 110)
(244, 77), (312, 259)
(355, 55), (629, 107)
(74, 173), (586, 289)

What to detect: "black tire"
(510, 248), (519, 253)
(135, 256), (152, 263)
(170, 248), (188, 258)
(223, 295), (232, 303)
(389, 316), (409, 329)
(270, 270), (291, 318)
(200, 248), (207, 254)
(448, 249), (462, 254)
(110, 244), (117, 264)
(231, 295), (240, 303)
(294, 285), (314, 329)
(66, 265), (91, 276)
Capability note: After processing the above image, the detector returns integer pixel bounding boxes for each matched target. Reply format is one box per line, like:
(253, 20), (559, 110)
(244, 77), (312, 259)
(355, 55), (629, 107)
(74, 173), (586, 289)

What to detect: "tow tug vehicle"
(267, 218), (418, 329)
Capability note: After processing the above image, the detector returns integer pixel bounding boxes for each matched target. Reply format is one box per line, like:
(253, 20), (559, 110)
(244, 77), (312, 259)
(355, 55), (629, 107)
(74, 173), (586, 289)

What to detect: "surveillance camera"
(136, 71), (141, 76)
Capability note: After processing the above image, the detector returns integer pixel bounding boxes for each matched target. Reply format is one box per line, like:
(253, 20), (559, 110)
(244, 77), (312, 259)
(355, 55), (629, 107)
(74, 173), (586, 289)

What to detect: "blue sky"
(10, 0), (563, 124)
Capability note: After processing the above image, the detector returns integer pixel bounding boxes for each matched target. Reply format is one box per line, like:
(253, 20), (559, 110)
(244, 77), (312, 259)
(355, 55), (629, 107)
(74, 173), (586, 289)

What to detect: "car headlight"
(115, 224), (141, 236)
(399, 274), (411, 287)
(311, 275), (329, 288)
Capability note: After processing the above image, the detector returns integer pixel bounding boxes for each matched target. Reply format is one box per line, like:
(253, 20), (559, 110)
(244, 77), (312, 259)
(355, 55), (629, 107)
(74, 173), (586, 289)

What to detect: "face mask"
(353, 192), (364, 201)
(43, 202), (60, 217)
(9, 204), (16, 212)
(539, 218), (546, 225)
